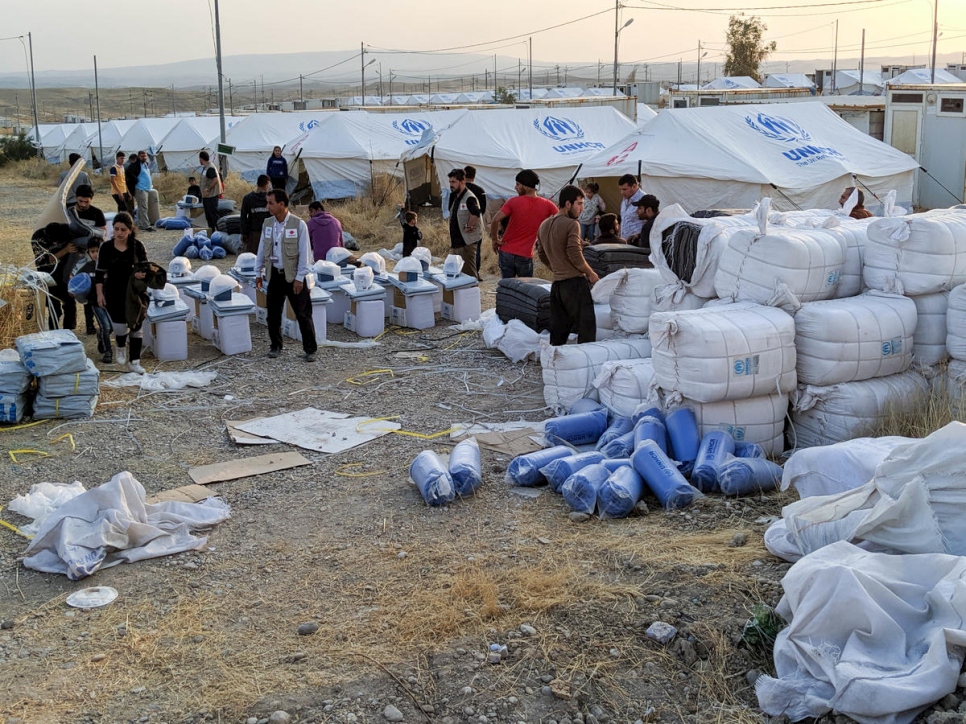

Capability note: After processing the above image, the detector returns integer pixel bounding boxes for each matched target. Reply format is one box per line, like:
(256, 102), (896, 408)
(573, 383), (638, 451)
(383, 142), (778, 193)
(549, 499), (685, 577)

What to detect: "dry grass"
(867, 378), (956, 438)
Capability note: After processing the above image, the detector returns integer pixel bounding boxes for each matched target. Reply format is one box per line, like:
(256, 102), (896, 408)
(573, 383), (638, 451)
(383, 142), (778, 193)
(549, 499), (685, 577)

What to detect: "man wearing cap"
(447, 168), (483, 280)
(254, 189), (318, 362)
(109, 151), (132, 213)
(536, 185), (599, 345)
(618, 174), (645, 240)
(488, 169), (558, 279)
(626, 194), (660, 248)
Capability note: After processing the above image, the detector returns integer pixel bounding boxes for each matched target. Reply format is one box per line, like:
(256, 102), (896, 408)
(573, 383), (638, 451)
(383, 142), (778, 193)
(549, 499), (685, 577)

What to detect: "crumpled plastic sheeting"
(103, 370), (218, 391)
(766, 422), (966, 562)
(756, 541), (966, 724)
(8, 481), (86, 536)
(22, 471), (231, 580)
(780, 436), (912, 498)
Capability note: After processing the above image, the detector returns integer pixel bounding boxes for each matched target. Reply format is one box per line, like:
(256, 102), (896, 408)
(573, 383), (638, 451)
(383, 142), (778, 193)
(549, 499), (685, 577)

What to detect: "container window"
(892, 93), (923, 104)
(940, 97), (965, 114)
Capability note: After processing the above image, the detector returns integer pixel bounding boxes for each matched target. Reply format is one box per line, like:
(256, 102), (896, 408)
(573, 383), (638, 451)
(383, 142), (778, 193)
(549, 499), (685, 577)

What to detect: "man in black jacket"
(240, 175), (272, 254)
(464, 165), (487, 275)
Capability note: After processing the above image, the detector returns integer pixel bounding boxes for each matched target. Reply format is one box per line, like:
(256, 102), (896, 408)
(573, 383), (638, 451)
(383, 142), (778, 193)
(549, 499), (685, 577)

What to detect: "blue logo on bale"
(297, 119), (321, 133)
(535, 116), (606, 155)
(882, 338), (903, 356)
(733, 355), (760, 376)
(826, 269), (841, 286)
(744, 113), (811, 143)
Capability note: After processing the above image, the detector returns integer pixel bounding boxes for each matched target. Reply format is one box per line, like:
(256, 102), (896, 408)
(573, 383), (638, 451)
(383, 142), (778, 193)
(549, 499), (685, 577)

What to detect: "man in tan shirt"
(536, 185), (600, 346)
(109, 151), (131, 213)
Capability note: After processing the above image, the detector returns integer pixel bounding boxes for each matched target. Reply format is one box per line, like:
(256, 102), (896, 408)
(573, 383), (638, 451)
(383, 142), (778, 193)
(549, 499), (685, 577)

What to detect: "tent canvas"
(157, 116), (242, 172)
(582, 88), (625, 97)
(292, 109), (468, 199)
(580, 102), (917, 212)
(636, 104), (658, 126)
(701, 76), (761, 90)
(116, 118), (181, 170)
(224, 111), (331, 182)
(57, 123), (99, 163)
(764, 74), (816, 89)
(888, 68), (963, 85)
(401, 106), (637, 210)
(92, 119), (137, 165)
(545, 88), (585, 99)
(40, 125), (73, 163)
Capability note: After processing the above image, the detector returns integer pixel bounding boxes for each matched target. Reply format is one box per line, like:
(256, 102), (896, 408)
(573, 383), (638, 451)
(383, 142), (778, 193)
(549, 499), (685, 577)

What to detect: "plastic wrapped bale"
(32, 394), (98, 420)
(506, 446), (573, 486)
(38, 358), (99, 398)
(781, 436), (912, 498)
(449, 438), (482, 497)
(561, 464), (611, 514)
(409, 450), (455, 506)
(633, 415), (668, 454)
(592, 358), (658, 419)
(608, 268), (664, 334)
(946, 284), (966, 361)
(791, 371), (930, 448)
(598, 430), (636, 459)
(540, 452), (606, 492)
(863, 209), (966, 295)
(0, 393), (28, 423)
(544, 409), (609, 447)
(714, 200), (846, 308)
(596, 416), (634, 451)
(682, 394), (788, 457)
(734, 441), (765, 459)
(793, 293), (917, 386)
(717, 457), (782, 496)
(649, 302), (796, 403)
(597, 466), (644, 519)
(541, 337), (652, 410)
(16, 330), (88, 377)
(0, 351), (32, 394)
(665, 407), (700, 469)
(691, 431), (736, 492)
(631, 440), (701, 510)
(910, 291), (949, 368)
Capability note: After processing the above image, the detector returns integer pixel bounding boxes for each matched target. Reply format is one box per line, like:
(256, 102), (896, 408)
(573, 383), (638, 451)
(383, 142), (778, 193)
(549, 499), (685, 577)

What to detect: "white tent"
(57, 123), (99, 163)
(829, 69), (885, 96)
(887, 67), (963, 85)
(404, 95), (429, 105)
(517, 88), (550, 101)
(580, 102), (918, 211)
(224, 111), (331, 182)
(582, 88), (626, 98)
(701, 76), (761, 90)
(345, 96), (383, 106)
(116, 118), (181, 170)
(545, 87), (585, 99)
(429, 93), (460, 105)
(26, 123), (57, 144)
(456, 91), (493, 104)
(764, 73), (816, 89)
(637, 104), (658, 126)
(401, 106), (638, 208)
(292, 109), (468, 199)
(157, 116), (242, 172)
(40, 124), (73, 163)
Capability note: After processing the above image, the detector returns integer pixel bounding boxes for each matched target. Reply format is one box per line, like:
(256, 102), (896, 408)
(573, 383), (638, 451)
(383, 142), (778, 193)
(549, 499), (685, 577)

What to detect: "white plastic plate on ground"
(66, 586), (118, 608)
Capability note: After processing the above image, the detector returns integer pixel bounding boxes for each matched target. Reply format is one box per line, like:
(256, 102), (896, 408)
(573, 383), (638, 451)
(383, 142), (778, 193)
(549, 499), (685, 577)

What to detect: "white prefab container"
(541, 337), (652, 410)
(863, 209), (966, 295)
(147, 320), (188, 361)
(713, 224), (846, 307)
(592, 358), (657, 418)
(344, 300), (385, 338)
(793, 293), (917, 386)
(946, 284), (966, 361)
(910, 291), (949, 367)
(441, 286), (481, 323)
(609, 268), (664, 334)
(684, 393), (788, 457)
(790, 371), (930, 448)
(649, 302), (797, 404)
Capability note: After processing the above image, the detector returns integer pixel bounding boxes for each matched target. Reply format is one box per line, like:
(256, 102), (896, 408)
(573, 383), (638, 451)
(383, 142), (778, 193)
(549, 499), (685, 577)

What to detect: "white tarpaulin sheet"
(22, 471), (231, 580)
(757, 540), (966, 724)
(581, 102), (917, 211)
(766, 422), (966, 562)
(157, 116), (242, 172)
(234, 408), (401, 454)
(225, 111), (331, 181)
(402, 106), (637, 202)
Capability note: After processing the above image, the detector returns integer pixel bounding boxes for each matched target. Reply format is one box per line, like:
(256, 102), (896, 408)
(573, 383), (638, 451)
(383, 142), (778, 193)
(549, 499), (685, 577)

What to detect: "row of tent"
(341, 87), (625, 106)
(26, 100), (918, 214)
(686, 68), (964, 93)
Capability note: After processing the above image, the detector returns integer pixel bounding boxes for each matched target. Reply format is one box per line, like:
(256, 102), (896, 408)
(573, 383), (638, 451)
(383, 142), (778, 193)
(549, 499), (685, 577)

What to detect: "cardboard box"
(256, 288), (268, 309)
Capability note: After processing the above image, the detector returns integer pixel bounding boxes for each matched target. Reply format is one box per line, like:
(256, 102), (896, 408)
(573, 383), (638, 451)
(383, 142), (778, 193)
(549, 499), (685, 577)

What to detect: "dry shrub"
(11, 158), (61, 182)
(866, 382), (954, 439)
(0, 274), (48, 347)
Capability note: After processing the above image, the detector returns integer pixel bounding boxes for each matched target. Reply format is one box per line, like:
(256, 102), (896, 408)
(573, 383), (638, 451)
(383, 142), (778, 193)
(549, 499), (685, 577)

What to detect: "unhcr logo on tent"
(745, 112), (847, 167)
(298, 119), (321, 133)
(534, 116), (605, 156)
(393, 119), (432, 146)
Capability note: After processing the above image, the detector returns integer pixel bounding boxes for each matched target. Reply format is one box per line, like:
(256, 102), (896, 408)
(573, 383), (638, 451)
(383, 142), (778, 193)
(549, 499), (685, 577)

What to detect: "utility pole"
(556, 65), (560, 85)
(214, 0), (227, 158)
(171, 84), (176, 116)
(494, 55), (497, 90)
(94, 55), (103, 167)
(253, 80), (257, 112)
(859, 29), (866, 95)
(831, 19), (838, 94)
(228, 78), (233, 114)
(529, 36), (533, 100)
(28, 32), (41, 158)
(361, 43), (366, 107)
(299, 74), (304, 103)
(931, 0), (939, 83)
(696, 40), (703, 86)
(88, 92), (93, 121)
(143, 90), (148, 117)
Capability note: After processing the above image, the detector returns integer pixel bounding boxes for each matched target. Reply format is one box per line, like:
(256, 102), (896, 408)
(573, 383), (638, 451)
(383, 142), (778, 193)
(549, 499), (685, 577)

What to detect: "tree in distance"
(723, 14), (777, 82)
(494, 86), (517, 105)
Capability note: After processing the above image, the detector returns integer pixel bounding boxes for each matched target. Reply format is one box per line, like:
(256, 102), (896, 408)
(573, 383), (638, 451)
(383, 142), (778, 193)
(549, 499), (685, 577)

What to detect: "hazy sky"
(2, 0), (964, 78)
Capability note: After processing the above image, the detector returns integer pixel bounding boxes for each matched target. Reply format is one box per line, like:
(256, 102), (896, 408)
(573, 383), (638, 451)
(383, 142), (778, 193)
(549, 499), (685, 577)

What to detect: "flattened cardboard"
(188, 451), (312, 485)
(147, 484), (214, 504)
(234, 408), (400, 454)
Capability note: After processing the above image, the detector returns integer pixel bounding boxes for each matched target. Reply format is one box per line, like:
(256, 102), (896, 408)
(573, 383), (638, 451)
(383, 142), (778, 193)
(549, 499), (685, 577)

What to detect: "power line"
(629, 0), (887, 11)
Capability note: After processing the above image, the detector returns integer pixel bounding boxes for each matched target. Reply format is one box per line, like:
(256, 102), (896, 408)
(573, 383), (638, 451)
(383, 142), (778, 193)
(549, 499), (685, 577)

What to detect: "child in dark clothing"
(187, 177), (202, 201)
(402, 211), (422, 257)
(71, 238), (115, 363)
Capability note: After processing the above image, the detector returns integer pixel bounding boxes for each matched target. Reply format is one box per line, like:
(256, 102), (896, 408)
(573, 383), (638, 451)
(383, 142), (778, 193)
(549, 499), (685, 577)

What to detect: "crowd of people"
(40, 146), (883, 366)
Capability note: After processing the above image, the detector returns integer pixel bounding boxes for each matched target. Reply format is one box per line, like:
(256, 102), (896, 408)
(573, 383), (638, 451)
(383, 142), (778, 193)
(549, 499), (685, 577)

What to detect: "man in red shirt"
(488, 169), (558, 279)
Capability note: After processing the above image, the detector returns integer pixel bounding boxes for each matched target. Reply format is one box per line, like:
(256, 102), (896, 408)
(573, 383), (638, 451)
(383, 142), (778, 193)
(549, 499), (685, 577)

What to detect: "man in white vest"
(446, 168), (482, 280)
(254, 189), (318, 362)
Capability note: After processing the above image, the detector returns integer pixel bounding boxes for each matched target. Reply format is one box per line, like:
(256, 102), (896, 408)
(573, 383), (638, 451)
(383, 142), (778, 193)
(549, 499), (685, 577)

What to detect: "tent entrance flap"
(404, 155), (441, 207)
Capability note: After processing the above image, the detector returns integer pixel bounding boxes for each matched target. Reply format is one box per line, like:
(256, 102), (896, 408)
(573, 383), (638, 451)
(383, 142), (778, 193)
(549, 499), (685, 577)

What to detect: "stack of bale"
(15, 330), (98, 420)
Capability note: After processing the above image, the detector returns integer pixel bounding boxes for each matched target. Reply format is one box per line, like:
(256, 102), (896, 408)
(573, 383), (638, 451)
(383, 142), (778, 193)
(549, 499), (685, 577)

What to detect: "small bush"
(0, 133), (35, 167)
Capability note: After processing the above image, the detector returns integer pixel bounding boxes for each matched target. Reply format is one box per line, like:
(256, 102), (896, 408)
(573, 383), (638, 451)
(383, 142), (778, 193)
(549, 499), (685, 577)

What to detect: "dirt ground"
(0, 168), (891, 724)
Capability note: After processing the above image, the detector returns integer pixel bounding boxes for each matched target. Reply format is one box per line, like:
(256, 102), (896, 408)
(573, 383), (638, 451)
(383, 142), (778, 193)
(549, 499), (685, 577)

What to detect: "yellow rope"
(8, 449), (49, 463)
(356, 416), (461, 440)
(345, 369), (395, 386)
(334, 463), (388, 478)
(0, 420), (45, 432)
(0, 506), (34, 540)
(52, 433), (75, 451)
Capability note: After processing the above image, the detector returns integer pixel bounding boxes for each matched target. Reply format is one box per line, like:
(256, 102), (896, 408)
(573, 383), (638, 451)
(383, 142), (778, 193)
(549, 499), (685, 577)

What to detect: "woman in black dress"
(94, 212), (148, 373)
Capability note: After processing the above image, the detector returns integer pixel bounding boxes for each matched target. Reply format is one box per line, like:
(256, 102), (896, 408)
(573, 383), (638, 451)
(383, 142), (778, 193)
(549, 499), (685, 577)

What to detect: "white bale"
(793, 292), (916, 386)
(594, 303), (615, 331)
(863, 209), (966, 295)
(910, 291), (949, 368)
(790, 371), (929, 448)
(683, 393), (788, 457)
(593, 358), (657, 418)
(781, 436), (913, 498)
(649, 302), (796, 404)
(609, 268), (663, 334)
(946, 284), (966, 361)
(541, 337), (652, 410)
(713, 224), (846, 308)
